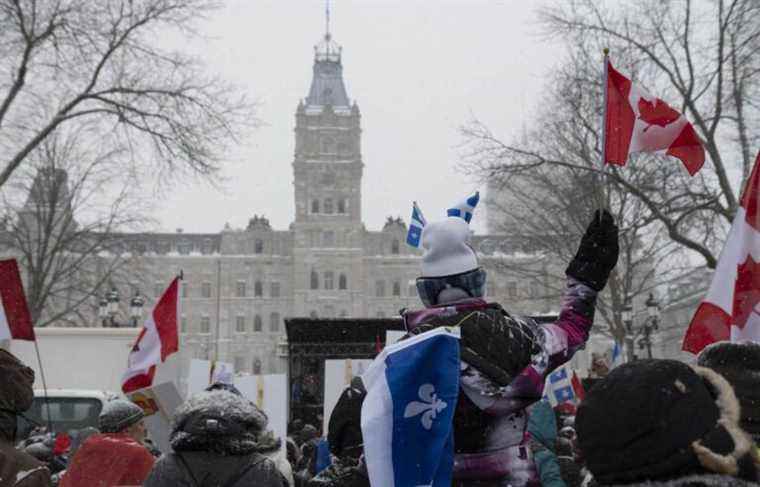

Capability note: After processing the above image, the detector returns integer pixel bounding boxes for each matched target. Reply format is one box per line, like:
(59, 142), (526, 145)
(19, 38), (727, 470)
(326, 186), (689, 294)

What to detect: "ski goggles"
(415, 268), (487, 308)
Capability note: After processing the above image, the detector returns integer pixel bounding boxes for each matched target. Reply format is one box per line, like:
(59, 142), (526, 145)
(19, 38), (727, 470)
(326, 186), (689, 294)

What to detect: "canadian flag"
(0, 259), (35, 341)
(122, 277), (180, 393)
(604, 59), (705, 176)
(682, 152), (760, 354)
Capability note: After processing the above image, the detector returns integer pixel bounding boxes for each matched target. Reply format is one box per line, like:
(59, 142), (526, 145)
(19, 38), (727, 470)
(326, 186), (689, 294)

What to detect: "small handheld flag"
(447, 191), (480, 223)
(406, 202), (427, 248)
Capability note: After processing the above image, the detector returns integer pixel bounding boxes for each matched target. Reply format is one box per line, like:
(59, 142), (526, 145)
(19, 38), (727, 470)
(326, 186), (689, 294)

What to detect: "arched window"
(254, 281), (263, 297)
(310, 270), (319, 290)
(324, 271), (334, 290)
(254, 239), (264, 254)
(393, 281), (401, 297)
(253, 358), (262, 375)
(339, 274), (347, 290)
(253, 315), (262, 332)
(324, 198), (334, 214)
(311, 199), (320, 214)
(391, 239), (400, 254)
(337, 199), (346, 214)
(270, 312), (280, 332)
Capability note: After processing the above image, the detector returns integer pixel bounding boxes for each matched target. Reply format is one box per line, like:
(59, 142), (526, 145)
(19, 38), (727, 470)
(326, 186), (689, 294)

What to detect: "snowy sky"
(154, 0), (562, 234)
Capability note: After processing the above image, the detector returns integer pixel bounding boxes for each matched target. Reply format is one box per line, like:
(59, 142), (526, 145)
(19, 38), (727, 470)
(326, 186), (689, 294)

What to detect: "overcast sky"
(155, 0), (562, 234)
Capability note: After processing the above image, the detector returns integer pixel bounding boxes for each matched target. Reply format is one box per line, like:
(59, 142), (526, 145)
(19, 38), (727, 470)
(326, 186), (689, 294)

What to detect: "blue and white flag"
(361, 327), (460, 487)
(447, 191), (480, 223)
(611, 341), (624, 369)
(543, 363), (576, 407)
(406, 201), (427, 248)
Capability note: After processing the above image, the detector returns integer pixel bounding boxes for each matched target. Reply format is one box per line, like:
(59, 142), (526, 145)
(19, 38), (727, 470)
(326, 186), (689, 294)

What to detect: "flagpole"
(32, 338), (53, 434)
(599, 48), (610, 222)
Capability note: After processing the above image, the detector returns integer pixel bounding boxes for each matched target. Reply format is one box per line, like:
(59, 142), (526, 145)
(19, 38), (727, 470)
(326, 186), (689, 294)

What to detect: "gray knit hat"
(98, 399), (144, 433)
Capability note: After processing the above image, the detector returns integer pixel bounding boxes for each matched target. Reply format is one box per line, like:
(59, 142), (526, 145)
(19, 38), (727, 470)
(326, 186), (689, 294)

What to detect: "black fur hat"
(698, 341), (760, 442)
(577, 359), (760, 485)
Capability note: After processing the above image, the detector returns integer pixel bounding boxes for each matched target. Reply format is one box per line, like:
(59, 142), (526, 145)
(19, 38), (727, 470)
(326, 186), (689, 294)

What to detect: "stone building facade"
(9, 29), (564, 378)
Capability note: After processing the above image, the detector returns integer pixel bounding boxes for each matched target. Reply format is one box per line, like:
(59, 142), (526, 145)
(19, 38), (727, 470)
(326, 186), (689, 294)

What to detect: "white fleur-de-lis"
(403, 383), (447, 430)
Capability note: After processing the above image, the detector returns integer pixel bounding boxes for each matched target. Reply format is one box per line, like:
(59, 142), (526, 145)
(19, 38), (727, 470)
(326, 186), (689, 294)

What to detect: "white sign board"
(323, 359), (371, 434)
(234, 374), (288, 441)
(127, 381), (183, 453)
(187, 359), (234, 396)
(385, 330), (406, 346)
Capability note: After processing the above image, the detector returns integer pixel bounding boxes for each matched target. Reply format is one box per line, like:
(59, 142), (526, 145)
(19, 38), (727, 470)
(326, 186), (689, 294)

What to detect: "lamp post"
(98, 296), (109, 327)
(129, 293), (145, 327)
(621, 299), (635, 361)
(621, 293), (661, 361)
(98, 288), (124, 327)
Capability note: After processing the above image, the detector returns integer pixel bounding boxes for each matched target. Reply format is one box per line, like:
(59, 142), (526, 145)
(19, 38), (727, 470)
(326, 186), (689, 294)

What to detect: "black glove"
(565, 210), (619, 291)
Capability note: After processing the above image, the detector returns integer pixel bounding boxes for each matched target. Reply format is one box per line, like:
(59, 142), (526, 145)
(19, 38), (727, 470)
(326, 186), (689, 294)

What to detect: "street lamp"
(621, 300), (633, 332)
(129, 293), (145, 327)
(98, 296), (109, 324)
(646, 293), (660, 324)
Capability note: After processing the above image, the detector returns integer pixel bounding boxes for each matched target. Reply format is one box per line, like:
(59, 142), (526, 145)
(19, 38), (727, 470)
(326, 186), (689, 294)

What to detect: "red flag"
(604, 60), (705, 175)
(122, 277), (180, 393)
(571, 371), (585, 402)
(375, 333), (383, 354)
(0, 259), (35, 341)
(683, 151), (760, 354)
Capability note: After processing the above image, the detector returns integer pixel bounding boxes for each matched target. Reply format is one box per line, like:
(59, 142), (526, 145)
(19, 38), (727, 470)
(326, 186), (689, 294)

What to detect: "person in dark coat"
(143, 390), (287, 487)
(576, 359), (760, 487)
(0, 349), (51, 487)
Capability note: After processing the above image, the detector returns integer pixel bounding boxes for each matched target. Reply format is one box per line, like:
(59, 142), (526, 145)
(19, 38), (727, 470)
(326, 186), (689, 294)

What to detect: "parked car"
(17, 389), (119, 440)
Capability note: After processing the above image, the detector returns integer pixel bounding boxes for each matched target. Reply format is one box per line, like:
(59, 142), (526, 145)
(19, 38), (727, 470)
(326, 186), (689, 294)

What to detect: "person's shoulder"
(8, 450), (51, 487)
(245, 453), (288, 485)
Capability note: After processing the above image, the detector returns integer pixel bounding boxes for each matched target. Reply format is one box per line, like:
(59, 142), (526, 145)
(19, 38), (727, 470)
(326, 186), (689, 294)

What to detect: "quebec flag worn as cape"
(361, 327), (460, 487)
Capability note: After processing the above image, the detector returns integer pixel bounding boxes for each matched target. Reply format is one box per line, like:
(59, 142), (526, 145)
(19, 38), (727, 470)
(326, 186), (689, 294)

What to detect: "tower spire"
(325, 0), (331, 40)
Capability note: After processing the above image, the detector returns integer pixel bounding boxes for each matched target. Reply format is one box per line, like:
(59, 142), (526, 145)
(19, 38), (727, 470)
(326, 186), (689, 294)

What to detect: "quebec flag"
(543, 364), (576, 407)
(447, 191), (480, 223)
(406, 202), (427, 248)
(361, 327), (460, 487)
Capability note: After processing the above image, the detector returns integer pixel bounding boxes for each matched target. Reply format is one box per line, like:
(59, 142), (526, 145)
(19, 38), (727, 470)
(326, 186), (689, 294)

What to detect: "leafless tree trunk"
(0, 0), (255, 190)
(0, 127), (151, 327)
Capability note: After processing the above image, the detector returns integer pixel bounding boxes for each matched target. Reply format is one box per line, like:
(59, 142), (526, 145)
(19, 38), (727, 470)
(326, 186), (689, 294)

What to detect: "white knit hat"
(420, 216), (478, 278)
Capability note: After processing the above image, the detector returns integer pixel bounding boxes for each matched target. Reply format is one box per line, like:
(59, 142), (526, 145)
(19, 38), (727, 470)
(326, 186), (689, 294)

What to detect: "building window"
(253, 358), (262, 375)
(376, 280), (385, 298)
(324, 271), (334, 290)
(270, 282), (281, 298)
(201, 282), (212, 298)
(408, 280), (417, 297)
(340, 309), (348, 318)
(339, 274), (347, 290)
(235, 315), (246, 333)
(254, 281), (263, 297)
(337, 199), (346, 214)
(507, 282), (518, 298)
(391, 239), (400, 254)
(181, 282), (189, 298)
(530, 282), (540, 298)
(180, 316), (187, 333)
(235, 281), (246, 298)
(254, 315), (262, 332)
(324, 198), (334, 214)
(310, 310), (318, 319)
(393, 281), (401, 297)
(310, 270), (319, 290)
(323, 231), (335, 247)
(376, 311), (386, 318)
(321, 137), (335, 153)
(254, 239), (264, 254)
(270, 312), (280, 332)
(234, 356), (246, 373)
(177, 240), (191, 255)
(311, 199), (320, 214)
(200, 316), (211, 334)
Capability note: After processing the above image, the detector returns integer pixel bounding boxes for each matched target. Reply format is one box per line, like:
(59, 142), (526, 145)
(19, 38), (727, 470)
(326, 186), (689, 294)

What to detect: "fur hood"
(170, 390), (268, 456)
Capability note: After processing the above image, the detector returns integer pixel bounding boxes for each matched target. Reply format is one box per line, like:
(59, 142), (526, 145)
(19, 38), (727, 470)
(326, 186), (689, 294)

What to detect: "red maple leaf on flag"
(732, 256), (760, 330)
(637, 98), (681, 130)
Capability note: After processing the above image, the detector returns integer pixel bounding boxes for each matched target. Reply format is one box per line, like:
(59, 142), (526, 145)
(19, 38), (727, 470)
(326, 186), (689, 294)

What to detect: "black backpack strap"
(176, 453), (202, 487)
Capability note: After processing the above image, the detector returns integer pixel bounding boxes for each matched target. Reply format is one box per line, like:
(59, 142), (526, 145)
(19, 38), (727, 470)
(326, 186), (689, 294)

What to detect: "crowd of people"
(0, 207), (759, 486)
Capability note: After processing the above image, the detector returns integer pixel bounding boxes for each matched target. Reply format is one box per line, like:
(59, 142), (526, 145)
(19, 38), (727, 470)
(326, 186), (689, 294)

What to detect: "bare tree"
(462, 37), (702, 358)
(463, 0), (760, 269)
(0, 0), (255, 190)
(0, 127), (151, 327)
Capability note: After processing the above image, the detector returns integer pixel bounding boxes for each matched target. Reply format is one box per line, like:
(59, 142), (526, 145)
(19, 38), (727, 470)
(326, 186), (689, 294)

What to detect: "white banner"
(323, 359), (371, 434)
(235, 374), (288, 441)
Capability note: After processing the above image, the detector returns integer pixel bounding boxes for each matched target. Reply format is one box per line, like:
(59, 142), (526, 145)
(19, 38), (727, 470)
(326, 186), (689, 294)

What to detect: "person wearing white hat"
(401, 194), (619, 487)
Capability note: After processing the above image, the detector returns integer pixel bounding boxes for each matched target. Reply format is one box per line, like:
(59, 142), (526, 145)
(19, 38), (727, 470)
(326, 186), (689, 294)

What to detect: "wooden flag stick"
(32, 339), (53, 434)
(599, 48), (611, 222)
